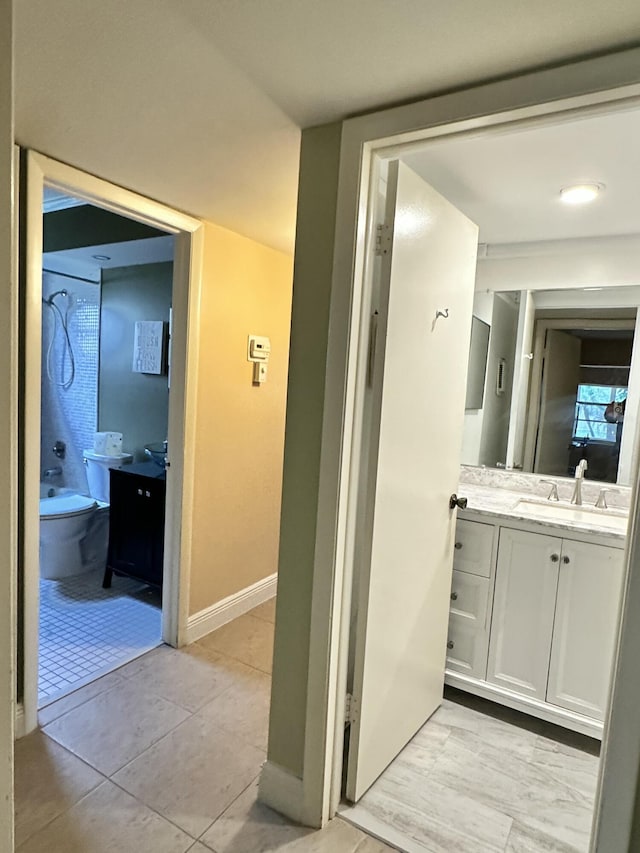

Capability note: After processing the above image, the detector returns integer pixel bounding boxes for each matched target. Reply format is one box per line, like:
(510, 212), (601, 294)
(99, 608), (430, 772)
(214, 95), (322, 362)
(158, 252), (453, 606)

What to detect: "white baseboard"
(15, 703), (25, 740)
(445, 670), (604, 739)
(185, 572), (277, 644)
(258, 760), (309, 826)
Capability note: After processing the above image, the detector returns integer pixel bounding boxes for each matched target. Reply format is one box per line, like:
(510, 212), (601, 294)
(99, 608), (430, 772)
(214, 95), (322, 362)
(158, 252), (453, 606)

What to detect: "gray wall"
(267, 123), (342, 779)
(98, 262), (172, 461)
(44, 205), (164, 253)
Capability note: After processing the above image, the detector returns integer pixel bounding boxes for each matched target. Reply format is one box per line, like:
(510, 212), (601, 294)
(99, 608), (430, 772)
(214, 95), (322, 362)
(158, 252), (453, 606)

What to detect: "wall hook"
(432, 308), (450, 331)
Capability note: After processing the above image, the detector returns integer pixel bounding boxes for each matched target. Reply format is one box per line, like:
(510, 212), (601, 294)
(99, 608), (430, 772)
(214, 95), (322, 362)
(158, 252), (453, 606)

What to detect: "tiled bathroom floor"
(340, 690), (601, 852)
(39, 568), (162, 705)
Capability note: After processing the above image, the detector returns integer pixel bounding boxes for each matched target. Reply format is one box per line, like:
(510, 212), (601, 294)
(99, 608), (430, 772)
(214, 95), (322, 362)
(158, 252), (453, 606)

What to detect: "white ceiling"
(14, 0), (640, 253)
(402, 106), (640, 244)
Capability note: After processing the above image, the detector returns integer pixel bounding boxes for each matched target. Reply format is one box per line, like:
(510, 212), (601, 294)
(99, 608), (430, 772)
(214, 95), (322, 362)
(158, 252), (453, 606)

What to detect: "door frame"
(278, 49), (640, 851)
(523, 318), (637, 475)
(21, 150), (204, 733)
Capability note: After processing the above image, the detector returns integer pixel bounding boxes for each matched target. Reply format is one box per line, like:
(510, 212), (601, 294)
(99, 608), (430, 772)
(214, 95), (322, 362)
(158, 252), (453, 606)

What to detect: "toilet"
(39, 450), (132, 580)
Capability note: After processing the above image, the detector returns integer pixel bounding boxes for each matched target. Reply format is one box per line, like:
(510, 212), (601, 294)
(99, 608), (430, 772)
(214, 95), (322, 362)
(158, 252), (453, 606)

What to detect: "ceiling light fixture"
(92, 254), (111, 261)
(559, 183), (603, 205)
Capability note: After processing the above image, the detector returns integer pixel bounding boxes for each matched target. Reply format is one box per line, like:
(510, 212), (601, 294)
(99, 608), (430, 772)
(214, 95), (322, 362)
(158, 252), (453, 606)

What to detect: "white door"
(487, 528), (561, 700)
(547, 541), (625, 720)
(534, 329), (581, 475)
(346, 161), (478, 802)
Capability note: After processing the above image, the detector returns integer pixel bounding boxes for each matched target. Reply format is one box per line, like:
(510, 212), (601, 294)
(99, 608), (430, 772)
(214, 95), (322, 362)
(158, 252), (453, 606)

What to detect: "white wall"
(476, 234), (640, 292)
(506, 291), (535, 469)
(478, 293), (519, 467)
(0, 1), (15, 848)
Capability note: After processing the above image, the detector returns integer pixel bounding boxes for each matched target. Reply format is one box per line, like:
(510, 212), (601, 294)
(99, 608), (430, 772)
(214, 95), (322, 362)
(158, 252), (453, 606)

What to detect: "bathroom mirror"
(460, 286), (640, 486)
(465, 317), (490, 409)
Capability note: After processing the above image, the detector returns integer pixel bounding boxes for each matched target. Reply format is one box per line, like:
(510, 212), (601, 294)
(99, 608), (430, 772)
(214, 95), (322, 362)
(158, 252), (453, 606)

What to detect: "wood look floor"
(16, 599), (393, 853)
(340, 689), (600, 853)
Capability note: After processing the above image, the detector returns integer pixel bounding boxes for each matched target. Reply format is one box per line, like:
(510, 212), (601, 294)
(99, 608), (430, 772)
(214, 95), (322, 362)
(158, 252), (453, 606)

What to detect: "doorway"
(37, 189), (176, 706)
(523, 318), (637, 483)
(21, 151), (204, 734)
(328, 98), (630, 850)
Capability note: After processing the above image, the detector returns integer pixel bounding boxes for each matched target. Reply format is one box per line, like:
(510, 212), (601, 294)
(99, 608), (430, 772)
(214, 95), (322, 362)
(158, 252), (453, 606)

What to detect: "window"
(573, 384), (627, 443)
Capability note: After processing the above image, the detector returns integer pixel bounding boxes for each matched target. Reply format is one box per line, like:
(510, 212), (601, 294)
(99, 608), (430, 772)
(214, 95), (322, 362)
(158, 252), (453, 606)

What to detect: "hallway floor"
(16, 598), (393, 853)
(340, 689), (600, 853)
(20, 596), (599, 853)
(39, 568), (162, 705)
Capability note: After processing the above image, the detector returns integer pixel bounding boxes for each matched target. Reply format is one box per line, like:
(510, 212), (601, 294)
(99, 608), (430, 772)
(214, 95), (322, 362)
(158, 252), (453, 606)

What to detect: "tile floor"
(340, 689), (601, 853)
(20, 596), (600, 853)
(39, 569), (162, 704)
(17, 598), (394, 853)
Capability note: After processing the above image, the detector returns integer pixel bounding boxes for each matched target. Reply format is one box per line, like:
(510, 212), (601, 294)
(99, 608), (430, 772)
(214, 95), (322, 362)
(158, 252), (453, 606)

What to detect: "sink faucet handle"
(595, 488), (609, 510)
(540, 479), (560, 502)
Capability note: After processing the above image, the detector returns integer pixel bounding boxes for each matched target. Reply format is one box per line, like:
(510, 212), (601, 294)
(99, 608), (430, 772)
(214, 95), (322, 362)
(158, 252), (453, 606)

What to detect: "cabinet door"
(107, 472), (165, 586)
(446, 622), (487, 679)
(453, 519), (494, 577)
(487, 528), (561, 700)
(145, 480), (166, 585)
(449, 571), (490, 628)
(107, 473), (150, 574)
(446, 572), (491, 679)
(547, 541), (624, 720)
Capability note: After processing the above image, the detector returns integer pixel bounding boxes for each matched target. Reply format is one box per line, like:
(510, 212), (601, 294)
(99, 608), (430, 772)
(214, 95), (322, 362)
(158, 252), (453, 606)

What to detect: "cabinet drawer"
(446, 622), (487, 680)
(453, 519), (494, 577)
(449, 571), (490, 629)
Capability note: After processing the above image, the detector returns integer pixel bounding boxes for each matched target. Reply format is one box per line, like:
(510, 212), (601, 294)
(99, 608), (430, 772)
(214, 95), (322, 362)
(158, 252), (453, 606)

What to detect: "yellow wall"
(189, 221), (293, 616)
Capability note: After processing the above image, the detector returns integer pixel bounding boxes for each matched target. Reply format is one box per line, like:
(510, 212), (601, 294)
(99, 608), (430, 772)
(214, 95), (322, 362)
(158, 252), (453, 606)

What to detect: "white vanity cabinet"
(447, 514), (625, 735)
(446, 519), (496, 680)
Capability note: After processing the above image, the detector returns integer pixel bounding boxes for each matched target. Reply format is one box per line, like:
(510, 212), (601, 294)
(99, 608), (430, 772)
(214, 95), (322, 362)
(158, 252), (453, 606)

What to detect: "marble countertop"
(458, 481), (629, 542)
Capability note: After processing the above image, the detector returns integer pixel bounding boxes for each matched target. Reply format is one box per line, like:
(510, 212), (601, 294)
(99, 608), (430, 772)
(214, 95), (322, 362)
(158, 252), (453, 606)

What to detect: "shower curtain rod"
(42, 268), (100, 285)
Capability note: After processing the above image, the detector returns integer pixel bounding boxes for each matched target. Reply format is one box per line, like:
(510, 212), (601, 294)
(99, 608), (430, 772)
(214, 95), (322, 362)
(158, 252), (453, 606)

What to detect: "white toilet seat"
(40, 493), (97, 521)
(39, 448), (129, 580)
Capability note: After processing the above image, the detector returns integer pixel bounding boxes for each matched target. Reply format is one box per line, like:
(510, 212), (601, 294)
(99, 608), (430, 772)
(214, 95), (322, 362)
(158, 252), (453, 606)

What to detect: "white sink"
(514, 498), (629, 534)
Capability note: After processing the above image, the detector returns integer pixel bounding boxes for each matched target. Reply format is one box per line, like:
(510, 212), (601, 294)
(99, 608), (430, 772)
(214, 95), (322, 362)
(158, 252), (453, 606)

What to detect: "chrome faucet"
(571, 459), (588, 506)
(540, 479), (560, 501)
(43, 466), (62, 479)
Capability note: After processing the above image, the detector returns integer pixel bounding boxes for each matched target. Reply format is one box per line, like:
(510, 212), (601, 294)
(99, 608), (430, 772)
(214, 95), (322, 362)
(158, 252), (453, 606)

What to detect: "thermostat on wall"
(247, 334), (271, 384)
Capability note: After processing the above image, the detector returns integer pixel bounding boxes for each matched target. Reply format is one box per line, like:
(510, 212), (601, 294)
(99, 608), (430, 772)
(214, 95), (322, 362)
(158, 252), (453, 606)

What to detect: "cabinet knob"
(562, 555), (571, 565)
(137, 488), (143, 496)
(550, 553), (559, 563)
(454, 542), (463, 550)
(450, 591), (458, 601)
(447, 640), (454, 650)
